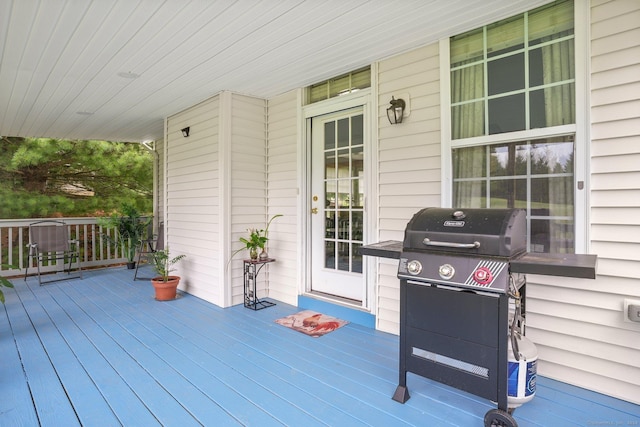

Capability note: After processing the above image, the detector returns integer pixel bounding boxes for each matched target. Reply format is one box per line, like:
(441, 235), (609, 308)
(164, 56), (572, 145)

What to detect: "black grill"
(393, 208), (526, 416)
(360, 207), (597, 427)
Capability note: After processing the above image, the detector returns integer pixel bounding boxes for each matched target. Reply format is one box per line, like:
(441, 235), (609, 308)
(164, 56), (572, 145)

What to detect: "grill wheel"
(484, 409), (518, 427)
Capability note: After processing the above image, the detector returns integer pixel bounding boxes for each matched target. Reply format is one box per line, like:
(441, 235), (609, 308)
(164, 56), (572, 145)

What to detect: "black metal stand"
(243, 258), (276, 310)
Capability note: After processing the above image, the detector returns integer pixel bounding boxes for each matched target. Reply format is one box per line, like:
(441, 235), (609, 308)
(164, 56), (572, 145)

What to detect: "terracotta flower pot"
(151, 276), (180, 301)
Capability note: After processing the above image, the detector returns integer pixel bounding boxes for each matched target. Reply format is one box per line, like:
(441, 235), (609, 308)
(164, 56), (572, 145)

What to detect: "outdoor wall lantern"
(181, 127), (190, 137)
(386, 96), (406, 125)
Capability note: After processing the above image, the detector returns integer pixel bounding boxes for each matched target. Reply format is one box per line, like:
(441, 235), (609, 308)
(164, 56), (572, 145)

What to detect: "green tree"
(0, 137), (153, 218)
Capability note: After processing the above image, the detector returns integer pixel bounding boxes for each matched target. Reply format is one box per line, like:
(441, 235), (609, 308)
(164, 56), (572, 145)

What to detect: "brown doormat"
(275, 310), (349, 337)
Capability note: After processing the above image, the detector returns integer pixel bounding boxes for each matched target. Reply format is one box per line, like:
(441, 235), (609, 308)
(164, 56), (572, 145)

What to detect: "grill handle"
(422, 238), (481, 249)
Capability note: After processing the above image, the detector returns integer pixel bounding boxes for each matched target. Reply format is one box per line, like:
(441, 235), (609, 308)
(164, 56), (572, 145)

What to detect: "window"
(449, 0), (577, 253)
(306, 67), (371, 104)
(451, 0), (574, 138)
(453, 137), (575, 253)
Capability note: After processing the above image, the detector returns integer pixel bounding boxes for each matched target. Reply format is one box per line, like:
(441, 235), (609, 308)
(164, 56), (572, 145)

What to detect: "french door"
(310, 108), (365, 302)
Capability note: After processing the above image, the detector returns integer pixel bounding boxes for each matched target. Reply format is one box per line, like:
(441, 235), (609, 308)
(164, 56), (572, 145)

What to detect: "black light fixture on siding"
(181, 127), (190, 137)
(386, 96), (406, 124)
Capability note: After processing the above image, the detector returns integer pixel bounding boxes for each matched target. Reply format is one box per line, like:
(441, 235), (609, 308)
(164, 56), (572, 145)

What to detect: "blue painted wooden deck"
(2, 267), (639, 426)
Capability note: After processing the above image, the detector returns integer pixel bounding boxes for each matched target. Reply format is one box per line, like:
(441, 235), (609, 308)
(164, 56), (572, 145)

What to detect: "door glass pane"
(321, 113), (365, 274)
(352, 243), (362, 273)
(351, 178), (364, 208)
(338, 211), (349, 239)
(325, 241), (335, 268)
(337, 183), (350, 208)
(352, 115), (363, 145)
(325, 211), (335, 238)
(337, 149), (349, 178)
(325, 181), (336, 208)
(352, 146), (363, 178)
(324, 151), (336, 179)
(352, 211), (363, 241)
(338, 242), (350, 271)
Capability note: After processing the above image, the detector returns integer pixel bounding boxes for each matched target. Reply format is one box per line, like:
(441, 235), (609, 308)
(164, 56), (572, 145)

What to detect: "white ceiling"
(0, 0), (552, 142)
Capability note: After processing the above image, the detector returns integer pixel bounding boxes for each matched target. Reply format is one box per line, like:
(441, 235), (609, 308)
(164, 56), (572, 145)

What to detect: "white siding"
(266, 90), (299, 306)
(375, 44), (442, 334)
(228, 93), (268, 306)
(524, 0), (640, 405)
(166, 96), (222, 305)
(166, 92), (268, 307)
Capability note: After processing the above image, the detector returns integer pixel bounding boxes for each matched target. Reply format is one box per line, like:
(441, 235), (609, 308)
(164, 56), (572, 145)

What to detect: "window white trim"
(440, 1), (590, 253)
(440, 38), (452, 208)
(573, 0), (590, 253)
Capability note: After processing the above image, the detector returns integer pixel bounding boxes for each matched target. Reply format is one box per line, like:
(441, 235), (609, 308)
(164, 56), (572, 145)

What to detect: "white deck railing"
(0, 217), (139, 278)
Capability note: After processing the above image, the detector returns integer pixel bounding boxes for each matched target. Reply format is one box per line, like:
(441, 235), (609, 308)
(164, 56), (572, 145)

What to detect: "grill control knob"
(407, 260), (422, 275)
(438, 263), (455, 280)
(473, 267), (493, 285)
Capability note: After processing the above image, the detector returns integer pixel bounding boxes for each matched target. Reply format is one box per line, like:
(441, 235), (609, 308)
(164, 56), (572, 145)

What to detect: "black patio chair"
(134, 222), (164, 280)
(25, 220), (82, 285)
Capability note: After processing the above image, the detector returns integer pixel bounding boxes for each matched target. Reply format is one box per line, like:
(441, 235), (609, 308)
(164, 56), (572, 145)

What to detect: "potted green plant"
(98, 203), (150, 269)
(232, 214), (282, 261)
(148, 247), (186, 301)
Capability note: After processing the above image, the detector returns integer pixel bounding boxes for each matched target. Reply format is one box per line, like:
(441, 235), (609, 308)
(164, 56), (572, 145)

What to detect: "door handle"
(311, 208), (318, 214)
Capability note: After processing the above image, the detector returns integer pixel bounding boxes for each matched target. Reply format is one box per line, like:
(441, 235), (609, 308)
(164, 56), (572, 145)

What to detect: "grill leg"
(393, 279), (410, 403)
(392, 385), (410, 403)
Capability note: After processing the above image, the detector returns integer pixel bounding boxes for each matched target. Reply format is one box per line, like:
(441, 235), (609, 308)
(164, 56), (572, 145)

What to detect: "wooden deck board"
(5, 284), (81, 426)
(14, 283), (119, 426)
(1, 267), (639, 427)
(0, 293), (40, 426)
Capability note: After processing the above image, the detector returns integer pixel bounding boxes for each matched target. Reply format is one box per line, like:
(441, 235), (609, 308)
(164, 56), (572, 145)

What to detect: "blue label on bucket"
(508, 359), (537, 397)
(508, 362), (519, 397)
(526, 359), (537, 396)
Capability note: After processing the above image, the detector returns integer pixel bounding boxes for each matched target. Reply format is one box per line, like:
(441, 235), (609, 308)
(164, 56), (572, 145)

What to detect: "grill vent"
(412, 347), (489, 378)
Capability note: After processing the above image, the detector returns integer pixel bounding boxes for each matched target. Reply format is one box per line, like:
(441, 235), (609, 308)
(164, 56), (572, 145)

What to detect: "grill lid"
(403, 207), (526, 258)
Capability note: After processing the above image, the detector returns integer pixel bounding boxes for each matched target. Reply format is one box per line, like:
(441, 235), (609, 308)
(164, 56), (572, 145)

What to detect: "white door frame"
(299, 88), (377, 311)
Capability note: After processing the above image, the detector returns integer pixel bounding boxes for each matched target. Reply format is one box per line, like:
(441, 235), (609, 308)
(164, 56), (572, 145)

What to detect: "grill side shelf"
(360, 240), (402, 259)
(510, 253), (597, 279)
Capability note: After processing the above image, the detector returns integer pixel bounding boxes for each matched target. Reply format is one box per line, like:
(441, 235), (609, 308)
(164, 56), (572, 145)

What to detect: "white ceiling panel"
(0, 0), (553, 142)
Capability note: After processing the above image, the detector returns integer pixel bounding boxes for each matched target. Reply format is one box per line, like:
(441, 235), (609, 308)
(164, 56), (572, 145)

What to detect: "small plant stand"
(243, 258), (276, 310)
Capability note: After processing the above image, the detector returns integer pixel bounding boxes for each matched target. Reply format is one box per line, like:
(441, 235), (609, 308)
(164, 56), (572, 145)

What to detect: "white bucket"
(507, 333), (538, 408)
